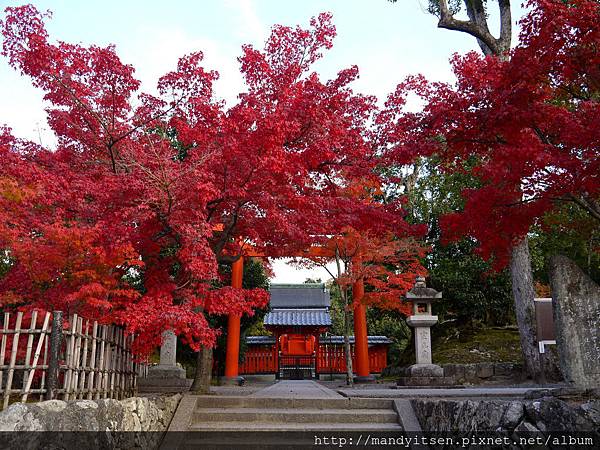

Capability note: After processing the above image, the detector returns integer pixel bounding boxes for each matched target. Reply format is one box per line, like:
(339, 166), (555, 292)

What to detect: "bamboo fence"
(0, 310), (146, 410)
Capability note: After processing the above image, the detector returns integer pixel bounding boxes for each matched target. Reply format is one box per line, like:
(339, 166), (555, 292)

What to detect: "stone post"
(138, 330), (191, 393)
(45, 311), (63, 400)
(409, 318), (436, 365)
(549, 255), (600, 389)
(151, 330), (185, 378)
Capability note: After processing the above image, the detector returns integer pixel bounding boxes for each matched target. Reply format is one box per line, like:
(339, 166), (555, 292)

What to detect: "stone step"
(137, 376), (192, 394)
(193, 407), (398, 424)
(193, 395), (394, 410)
(189, 421), (403, 432)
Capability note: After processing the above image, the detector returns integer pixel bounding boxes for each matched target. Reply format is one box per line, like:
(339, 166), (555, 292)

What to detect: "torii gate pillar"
(353, 278), (375, 382)
(224, 256), (244, 384)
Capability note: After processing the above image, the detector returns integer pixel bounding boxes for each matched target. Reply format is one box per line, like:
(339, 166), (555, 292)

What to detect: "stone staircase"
(163, 395), (404, 449)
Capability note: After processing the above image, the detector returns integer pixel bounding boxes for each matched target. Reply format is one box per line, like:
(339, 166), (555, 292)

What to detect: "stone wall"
(383, 362), (524, 385)
(441, 362), (523, 384)
(0, 394), (181, 449)
(412, 388), (600, 434)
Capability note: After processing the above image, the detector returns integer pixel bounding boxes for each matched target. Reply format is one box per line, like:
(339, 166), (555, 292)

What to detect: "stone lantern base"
(397, 363), (455, 387)
(138, 365), (193, 393)
(137, 331), (192, 393)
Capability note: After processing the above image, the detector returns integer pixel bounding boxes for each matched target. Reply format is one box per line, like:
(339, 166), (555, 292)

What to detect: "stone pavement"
(252, 380), (344, 399)
(337, 386), (553, 399)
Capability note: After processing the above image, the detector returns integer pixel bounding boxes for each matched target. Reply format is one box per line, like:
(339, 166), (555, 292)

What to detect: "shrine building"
(239, 283), (391, 379)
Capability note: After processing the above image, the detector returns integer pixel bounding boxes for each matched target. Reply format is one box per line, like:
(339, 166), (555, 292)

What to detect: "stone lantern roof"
(405, 276), (442, 302)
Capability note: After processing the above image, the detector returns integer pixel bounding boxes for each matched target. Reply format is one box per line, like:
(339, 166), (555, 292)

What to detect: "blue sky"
(0, 0), (526, 282)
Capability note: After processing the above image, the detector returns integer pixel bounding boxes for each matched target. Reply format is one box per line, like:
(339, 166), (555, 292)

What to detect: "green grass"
(432, 327), (523, 365)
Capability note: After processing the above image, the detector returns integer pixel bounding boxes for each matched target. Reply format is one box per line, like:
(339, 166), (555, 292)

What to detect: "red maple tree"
(0, 6), (424, 357)
(379, 0), (599, 268)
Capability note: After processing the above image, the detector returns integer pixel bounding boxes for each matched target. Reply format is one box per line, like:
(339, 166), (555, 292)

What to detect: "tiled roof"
(269, 284), (330, 308)
(245, 335), (392, 345)
(320, 335), (393, 345)
(264, 308), (331, 326)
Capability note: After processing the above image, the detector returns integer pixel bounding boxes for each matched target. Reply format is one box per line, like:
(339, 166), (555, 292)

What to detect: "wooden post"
(21, 311), (37, 401)
(62, 314), (77, 401)
(79, 320), (89, 399)
(3, 312), (23, 409)
(224, 256), (244, 383)
(88, 321), (98, 400)
(97, 325), (106, 399)
(0, 313), (9, 395)
(22, 312), (51, 403)
(46, 311), (63, 401)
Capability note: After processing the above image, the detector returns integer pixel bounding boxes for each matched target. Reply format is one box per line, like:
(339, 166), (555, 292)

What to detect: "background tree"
(1, 6), (425, 391)
(385, 0), (599, 379)
(386, 0), (547, 379)
(399, 155), (515, 329)
(299, 227), (426, 384)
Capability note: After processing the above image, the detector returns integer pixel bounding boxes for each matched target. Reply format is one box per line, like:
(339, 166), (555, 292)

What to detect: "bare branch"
(569, 194), (600, 223)
(436, 0), (512, 57)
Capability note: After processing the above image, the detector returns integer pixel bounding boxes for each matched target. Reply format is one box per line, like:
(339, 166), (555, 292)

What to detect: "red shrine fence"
(0, 310), (146, 410)
(239, 342), (389, 376)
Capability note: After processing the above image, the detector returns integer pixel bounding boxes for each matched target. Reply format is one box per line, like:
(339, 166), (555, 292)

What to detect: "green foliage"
(429, 239), (514, 326)
(401, 156), (514, 327)
(530, 204), (600, 285)
(388, 0), (464, 17)
(0, 250), (13, 278)
(329, 278), (412, 367)
(405, 156), (481, 233)
(327, 282), (349, 336)
(366, 308), (412, 366)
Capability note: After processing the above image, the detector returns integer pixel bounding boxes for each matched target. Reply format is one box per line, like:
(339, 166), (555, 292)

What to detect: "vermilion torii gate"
(223, 247), (374, 383)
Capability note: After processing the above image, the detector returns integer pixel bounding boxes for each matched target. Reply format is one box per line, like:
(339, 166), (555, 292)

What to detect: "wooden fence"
(0, 310), (146, 410)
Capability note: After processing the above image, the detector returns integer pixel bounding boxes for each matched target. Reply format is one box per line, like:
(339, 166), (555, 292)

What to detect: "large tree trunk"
(190, 346), (213, 394)
(509, 237), (542, 381)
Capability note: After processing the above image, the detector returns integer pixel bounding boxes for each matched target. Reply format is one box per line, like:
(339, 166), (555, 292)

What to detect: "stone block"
(493, 362), (514, 376)
(406, 363), (444, 378)
(410, 397), (600, 434)
(464, 364), (477, 381)
(147, 364), (186, 379)
(514, 420), (540, 433)
(476, 362), (494, 379)
(397, 376), (454, 387)
(549, 255), (600, 389)
(442, 364), (465, 379)
(137, 376), (192, 394)
(502, 401), (525, 429)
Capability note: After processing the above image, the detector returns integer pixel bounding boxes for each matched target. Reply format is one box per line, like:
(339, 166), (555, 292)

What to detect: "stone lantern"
(403, 276), (444, 381)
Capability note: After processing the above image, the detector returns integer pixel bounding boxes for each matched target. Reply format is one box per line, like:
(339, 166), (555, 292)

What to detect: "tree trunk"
(343, 307), (354, 387)
(431, 1), (548, 381)
(340, 286), (354, 387)
(190, 346), (213, 394)
(509, 237), (542, 381)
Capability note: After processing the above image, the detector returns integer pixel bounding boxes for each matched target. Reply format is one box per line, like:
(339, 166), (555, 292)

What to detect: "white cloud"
(119, 26), (245, 106)
(224, 0), (266, 44)
(270, 258), (336, 284)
